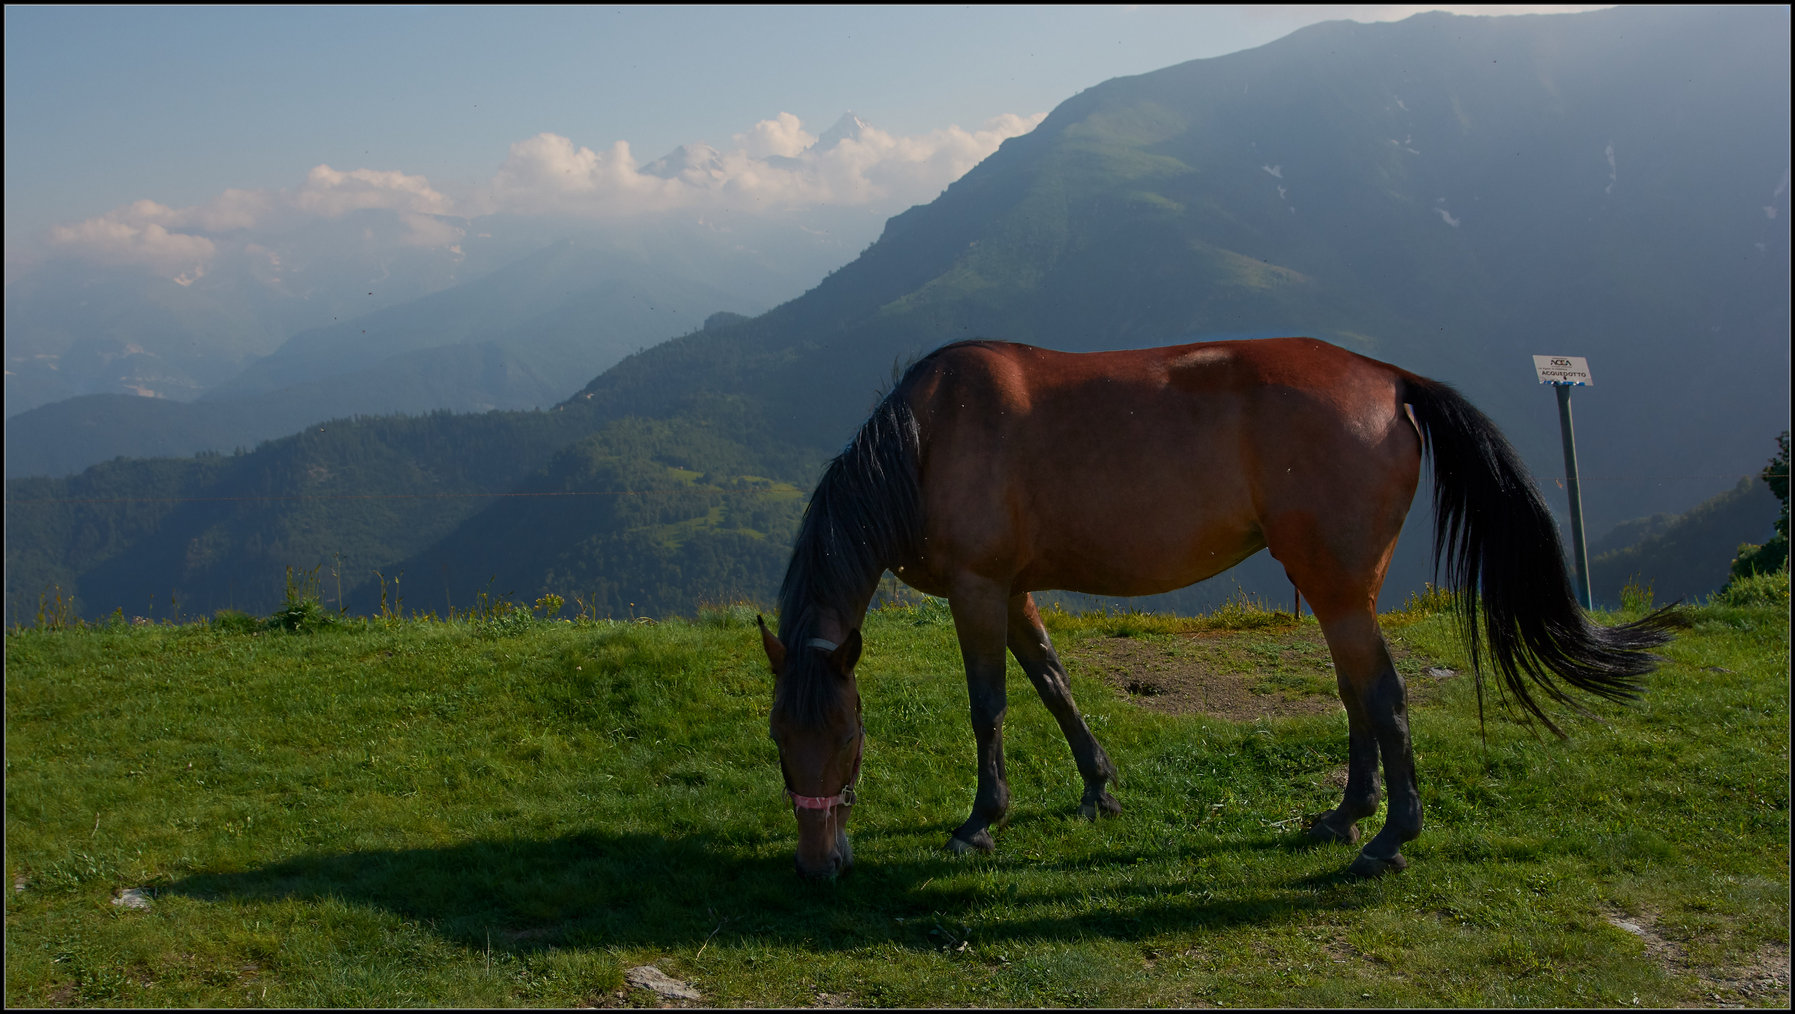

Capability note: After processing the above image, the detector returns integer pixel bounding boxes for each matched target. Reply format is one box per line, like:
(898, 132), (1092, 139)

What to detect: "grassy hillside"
(5, 590), (1788, 1007)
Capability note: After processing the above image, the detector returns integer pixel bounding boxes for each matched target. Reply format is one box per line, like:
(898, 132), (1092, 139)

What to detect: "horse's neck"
(786, 532), (884, 643)
(804, 596), (871, 646)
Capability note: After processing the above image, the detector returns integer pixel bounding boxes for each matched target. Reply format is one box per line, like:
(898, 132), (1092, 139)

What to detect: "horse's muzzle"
(794, 824), (854, 880)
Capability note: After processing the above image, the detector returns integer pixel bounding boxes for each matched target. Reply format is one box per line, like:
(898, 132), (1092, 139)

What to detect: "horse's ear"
(827, 628), (863, 677)
(757, 615), (786, 674)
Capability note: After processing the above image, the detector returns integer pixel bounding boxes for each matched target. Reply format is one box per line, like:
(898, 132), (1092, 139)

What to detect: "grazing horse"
(758, 338), (1681, 879)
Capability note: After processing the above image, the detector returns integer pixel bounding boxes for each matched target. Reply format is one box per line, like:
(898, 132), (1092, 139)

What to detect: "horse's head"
(760, 615), (864, 879)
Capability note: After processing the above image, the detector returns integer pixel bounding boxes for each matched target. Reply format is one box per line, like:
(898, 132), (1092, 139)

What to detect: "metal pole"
(1555, 383), (1593, 610)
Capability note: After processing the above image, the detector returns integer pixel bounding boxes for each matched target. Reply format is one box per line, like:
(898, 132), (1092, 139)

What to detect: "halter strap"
(804, 637), (839, 652)
(786, 726), (864, 815)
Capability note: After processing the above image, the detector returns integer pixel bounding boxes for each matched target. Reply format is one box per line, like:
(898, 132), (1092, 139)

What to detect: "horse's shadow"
(162, 821), (1365, 958)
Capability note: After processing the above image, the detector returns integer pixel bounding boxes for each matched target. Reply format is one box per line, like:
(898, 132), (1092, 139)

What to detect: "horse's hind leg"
(1008, 593), (1120, 819)
(1266, 504), (1422, 874)
(1307, 669), (1380, 846)
(1313, 607), (1421, 875)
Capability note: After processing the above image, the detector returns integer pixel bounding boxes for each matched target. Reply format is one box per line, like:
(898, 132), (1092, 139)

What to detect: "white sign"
(1533, 355), (1593, 386)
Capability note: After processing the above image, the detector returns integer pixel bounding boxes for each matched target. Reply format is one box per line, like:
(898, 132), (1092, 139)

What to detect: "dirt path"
(1062, 622), (1455, 722)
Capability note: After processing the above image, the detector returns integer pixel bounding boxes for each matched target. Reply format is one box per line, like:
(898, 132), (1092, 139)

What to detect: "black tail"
(1403, 375), (1686, 736)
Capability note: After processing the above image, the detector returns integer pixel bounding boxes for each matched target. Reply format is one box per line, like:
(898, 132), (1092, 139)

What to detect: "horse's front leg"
(947, 584), (1012, 854)
(1007, 593), (1120, 820)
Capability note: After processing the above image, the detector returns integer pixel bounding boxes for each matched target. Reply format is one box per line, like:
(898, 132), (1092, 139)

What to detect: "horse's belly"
(1013, 513), (1267, 597)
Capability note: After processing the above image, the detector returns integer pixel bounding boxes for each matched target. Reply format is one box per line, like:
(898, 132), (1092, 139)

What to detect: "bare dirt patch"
(1603, 909), (1791, 1007)
(1062, 623), (1452, 722)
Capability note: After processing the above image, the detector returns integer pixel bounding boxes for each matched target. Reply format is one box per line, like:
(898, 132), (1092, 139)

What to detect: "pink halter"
(787, 725), (864, 815)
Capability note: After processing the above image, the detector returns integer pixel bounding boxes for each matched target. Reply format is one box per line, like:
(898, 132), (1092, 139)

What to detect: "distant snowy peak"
(812, 112), (871, 151)
(641, 143), (725, 182)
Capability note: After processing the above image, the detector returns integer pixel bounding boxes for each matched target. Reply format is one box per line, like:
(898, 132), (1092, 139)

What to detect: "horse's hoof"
(1348, 851), (1408, 878)
(1079, 792), (1122, 821)
(1304, 813), (1361, 844)
(947, 830), (995, 855)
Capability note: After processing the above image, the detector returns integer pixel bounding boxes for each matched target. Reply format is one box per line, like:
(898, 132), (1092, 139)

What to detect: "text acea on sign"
(1532, 355), (1593, 386)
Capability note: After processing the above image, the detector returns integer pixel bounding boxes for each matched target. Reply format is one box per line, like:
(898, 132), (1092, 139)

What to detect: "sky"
(2, 5), (1608, 277)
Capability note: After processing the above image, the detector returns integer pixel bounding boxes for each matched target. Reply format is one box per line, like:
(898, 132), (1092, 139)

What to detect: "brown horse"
(758, 338), (1681, 879)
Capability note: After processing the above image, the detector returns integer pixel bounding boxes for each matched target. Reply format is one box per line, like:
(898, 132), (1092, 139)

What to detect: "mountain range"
(5, 6), (1788, 626)
(3, 112), (908, 471)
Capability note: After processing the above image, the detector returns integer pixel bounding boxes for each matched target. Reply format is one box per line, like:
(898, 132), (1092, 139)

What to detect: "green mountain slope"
(6, 7), (1788, 625)
(573, 7), (1787, 496)
(6, 410), (590, 622)
(1590, 477), (1782, 607)
(349, 409), (814, 620)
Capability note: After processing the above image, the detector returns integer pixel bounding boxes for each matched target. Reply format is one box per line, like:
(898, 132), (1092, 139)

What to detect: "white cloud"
(23, 109), (1045, 280)
(478, 111), (1044, 217)
(481, 133), (686, 216)
(295, 165), (454, 218)
(33, 167), (457, 282)
(47, 213), (217, 276)
(736, 112), (816, 159)
(841, 115), (1050, 206)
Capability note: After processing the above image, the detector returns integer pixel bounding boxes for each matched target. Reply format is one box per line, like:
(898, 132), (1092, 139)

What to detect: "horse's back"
(899, 339), (1421, 598)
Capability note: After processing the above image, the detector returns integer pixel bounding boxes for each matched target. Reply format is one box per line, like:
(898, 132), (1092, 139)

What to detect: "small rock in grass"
(625, 965), (700, 1000)
(1605, 914), (1648, 936)
(112, 887), (152, 910)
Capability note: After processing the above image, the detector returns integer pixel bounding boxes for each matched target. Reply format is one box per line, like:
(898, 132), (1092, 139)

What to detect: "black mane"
(774, 382), (925, 726)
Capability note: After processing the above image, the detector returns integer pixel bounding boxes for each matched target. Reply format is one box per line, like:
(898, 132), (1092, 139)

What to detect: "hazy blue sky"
(3, 5), (1604, 262)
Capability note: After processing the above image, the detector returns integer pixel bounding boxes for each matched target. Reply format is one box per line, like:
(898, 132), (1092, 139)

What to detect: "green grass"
(5, 596), (1788, 1007)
